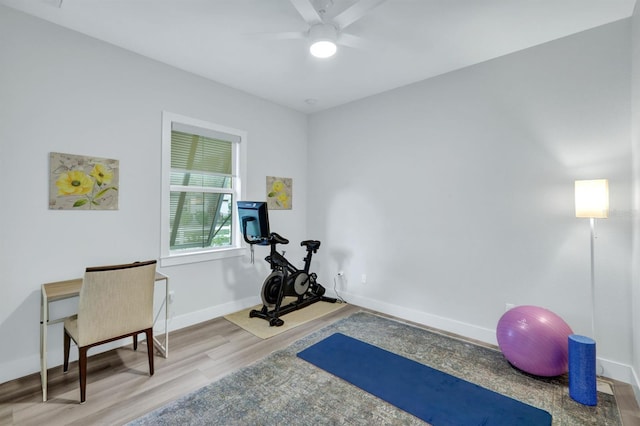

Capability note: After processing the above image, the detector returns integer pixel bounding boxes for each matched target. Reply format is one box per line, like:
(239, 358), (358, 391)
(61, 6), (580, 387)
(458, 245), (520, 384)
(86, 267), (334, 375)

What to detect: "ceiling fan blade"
(251, 31), (306, 41)
(289, 0), (323, 25)
(332, 0), (387, 30)
(337, 33), (370, 50)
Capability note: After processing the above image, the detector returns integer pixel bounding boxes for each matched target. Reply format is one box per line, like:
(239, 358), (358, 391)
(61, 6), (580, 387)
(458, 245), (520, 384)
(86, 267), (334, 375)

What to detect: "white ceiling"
(1, 0), (636, 113)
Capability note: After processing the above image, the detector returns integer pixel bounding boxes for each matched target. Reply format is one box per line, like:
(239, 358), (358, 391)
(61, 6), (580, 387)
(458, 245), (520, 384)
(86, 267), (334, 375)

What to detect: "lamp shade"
(575, 179), (609, 219)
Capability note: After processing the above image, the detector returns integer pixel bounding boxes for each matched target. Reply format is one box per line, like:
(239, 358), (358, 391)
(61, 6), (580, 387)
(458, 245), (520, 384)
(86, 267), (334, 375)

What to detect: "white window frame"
(160, 111), (247, 267)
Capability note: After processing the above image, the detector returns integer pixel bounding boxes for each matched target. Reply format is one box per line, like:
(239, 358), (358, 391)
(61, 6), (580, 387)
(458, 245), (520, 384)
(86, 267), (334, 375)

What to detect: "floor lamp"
(574, 179), (609, 340)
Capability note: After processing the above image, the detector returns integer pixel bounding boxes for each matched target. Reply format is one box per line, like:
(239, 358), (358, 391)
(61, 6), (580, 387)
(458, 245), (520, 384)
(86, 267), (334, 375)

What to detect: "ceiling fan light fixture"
(310, 40), (337, 58)
(309, 23), (337, 58)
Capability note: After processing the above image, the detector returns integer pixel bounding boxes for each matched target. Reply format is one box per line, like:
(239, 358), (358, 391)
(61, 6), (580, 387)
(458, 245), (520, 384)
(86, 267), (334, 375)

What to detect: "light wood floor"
(1, 304), (638, 425)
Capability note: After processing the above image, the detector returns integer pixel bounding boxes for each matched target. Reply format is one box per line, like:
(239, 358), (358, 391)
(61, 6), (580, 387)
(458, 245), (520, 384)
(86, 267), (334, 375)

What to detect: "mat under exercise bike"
(237, 201), (337, 326)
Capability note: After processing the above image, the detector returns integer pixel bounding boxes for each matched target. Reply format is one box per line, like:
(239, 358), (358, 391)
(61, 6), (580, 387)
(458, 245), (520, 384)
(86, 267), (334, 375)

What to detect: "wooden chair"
(63, 260), (157, 403)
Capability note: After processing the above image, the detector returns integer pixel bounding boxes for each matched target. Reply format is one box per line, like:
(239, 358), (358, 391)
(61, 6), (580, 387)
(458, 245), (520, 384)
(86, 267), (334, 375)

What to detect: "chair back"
(76, 260), (157, 346)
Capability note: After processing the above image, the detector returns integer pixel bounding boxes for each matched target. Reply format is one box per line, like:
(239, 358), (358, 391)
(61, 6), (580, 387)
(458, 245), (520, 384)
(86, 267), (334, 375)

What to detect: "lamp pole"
(575, 178), (608, 342)
(589, 217), (596, 341)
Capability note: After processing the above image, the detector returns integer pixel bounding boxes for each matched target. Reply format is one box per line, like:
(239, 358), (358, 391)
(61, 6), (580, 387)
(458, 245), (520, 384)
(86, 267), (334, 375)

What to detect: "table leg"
(40, 287), (48, 402)
(151, 276), (169, 358)
(164, 276), (169, 357)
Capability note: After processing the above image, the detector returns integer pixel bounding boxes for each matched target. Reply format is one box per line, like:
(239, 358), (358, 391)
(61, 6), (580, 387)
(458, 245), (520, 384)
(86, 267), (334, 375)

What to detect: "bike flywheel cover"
(292, 272), (310, 296)
(261, 271), (284, 307)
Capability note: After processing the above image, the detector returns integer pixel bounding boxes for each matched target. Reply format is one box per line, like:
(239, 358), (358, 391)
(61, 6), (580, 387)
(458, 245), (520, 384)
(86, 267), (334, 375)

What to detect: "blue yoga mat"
(298, 333), (552, 426)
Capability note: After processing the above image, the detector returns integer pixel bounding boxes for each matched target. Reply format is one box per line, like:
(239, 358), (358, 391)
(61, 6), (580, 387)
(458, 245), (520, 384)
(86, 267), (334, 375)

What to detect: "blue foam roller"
(568, 334), (597, 406)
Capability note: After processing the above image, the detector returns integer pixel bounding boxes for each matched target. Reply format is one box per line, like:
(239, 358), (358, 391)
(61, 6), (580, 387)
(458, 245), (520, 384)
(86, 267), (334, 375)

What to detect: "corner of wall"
(631, 0), (640, 405)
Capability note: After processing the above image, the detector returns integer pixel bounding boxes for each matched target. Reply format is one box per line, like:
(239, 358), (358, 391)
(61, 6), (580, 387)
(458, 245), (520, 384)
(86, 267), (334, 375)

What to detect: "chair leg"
(78, 346), (88, 403)
(63, 330), (70, 372)
(133, 333), (138, 351)
(145, 328), (154, 376)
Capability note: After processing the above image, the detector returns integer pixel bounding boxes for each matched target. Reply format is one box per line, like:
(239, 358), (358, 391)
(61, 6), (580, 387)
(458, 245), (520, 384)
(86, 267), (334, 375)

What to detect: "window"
(161, 112), (246, 266)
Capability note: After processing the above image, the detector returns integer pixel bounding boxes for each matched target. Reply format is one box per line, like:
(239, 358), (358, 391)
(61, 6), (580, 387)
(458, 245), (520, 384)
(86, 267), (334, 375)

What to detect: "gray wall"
(0, 5), (308, 383)
(308, 20), (634, 382)
(1, 4), (638, 391)
(632, 2), (640, 396)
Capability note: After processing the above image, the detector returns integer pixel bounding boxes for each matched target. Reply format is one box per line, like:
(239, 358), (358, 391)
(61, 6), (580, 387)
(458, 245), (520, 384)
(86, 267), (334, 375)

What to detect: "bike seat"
(301, 240), (321, 252)
(270, 232), (289, 245)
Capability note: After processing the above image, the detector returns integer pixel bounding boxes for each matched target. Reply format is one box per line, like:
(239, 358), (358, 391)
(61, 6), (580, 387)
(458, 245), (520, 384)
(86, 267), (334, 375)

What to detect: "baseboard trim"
(342, 292), (497, 345)
(3, 293), (638, 402)
(342, 291), (639, 390)
(0, 296), (262, 386)
(164, 296), (261, 332)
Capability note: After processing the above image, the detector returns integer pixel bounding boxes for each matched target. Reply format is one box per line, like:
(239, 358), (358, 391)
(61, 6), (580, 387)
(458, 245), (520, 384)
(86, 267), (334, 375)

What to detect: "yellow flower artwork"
(49, 152), (119, 210)
(266, 176), (292, 210)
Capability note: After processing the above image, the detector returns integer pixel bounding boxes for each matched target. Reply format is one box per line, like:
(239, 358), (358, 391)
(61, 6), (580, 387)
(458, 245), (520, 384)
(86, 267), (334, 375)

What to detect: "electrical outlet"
(361, 274), (367, 284)
(169, 291), (175, 304)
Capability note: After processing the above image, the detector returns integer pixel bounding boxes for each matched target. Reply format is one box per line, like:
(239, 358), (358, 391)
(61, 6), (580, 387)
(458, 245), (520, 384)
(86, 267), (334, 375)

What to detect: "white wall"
(308, 20), (634, 383)
(1, 3), (638, 391)
(0, 6), (308, 383)
(631, 1), (640, 397)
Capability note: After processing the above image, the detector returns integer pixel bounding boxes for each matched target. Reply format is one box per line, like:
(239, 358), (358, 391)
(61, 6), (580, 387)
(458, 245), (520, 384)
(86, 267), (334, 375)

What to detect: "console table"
(39, 271), (169, 402)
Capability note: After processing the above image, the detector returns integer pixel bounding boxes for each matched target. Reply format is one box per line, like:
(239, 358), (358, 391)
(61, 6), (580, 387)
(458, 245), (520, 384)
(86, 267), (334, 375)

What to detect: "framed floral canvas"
(266, 176), (292, 210)
(49, 152), (119, 210)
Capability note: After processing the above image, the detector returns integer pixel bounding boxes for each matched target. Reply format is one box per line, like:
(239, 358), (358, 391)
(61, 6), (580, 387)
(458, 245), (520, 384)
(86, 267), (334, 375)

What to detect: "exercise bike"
(237, 201), (336, 327)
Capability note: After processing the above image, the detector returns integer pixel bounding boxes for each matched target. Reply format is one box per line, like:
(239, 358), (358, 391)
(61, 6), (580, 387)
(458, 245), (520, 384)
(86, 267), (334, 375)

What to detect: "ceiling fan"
(271, 0), (389, 58)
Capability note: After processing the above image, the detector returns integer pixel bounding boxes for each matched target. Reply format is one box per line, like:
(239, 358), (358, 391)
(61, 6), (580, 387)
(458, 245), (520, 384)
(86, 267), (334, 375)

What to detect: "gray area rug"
(129, 312), (621, 425)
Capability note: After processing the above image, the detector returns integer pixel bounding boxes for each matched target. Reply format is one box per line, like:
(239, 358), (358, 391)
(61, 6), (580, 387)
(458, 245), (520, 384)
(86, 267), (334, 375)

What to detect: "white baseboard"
(0, 354), (45, 387)
(4, 293), (639, 404)
(164, 296), (260, 332)
(598, 357), (637, 386)
(342, 292), (498, 345)
(0, 296), (261, 386)
(0, 335), (135, 386)
(342, 291), (640, 392)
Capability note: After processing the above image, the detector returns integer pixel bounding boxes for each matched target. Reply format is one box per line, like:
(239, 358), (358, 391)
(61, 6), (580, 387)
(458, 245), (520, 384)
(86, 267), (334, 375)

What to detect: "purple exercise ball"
(496, 305), (573, 377)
